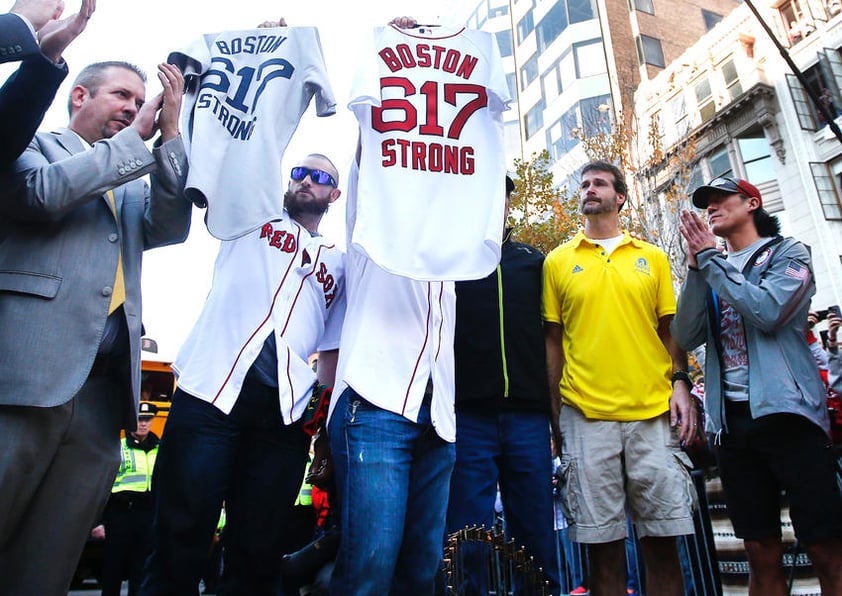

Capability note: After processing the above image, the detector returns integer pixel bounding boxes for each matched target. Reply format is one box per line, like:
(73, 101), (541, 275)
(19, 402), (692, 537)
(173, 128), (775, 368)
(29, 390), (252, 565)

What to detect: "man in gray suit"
(0, 0), (96, 163)
(0, 59), (191, 595)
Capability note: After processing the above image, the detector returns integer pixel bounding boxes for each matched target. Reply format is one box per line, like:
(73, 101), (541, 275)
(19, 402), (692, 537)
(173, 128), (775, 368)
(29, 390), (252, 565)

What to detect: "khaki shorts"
(557, 406), (697, 544)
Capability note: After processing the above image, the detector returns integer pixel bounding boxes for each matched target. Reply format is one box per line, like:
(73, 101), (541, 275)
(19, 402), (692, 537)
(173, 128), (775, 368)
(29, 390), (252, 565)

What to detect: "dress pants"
(0, 374), (123, 596)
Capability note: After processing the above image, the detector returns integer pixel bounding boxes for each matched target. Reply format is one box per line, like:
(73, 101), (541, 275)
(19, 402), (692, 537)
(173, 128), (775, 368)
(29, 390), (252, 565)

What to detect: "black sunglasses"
(290, 166), (337, 187)
(709, 176), (751, 196)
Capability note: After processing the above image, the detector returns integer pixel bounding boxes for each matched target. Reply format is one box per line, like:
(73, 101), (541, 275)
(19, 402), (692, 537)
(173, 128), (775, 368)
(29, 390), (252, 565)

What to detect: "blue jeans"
(555, 527), (586, 592)
(446, 409), (560, 595)
(139, 381), (310, 596)
(328, 387), (455, 596)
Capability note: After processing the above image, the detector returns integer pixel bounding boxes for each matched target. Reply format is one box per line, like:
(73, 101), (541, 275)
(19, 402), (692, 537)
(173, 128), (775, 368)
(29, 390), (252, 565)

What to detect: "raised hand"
(130, 64), (184, 142)
(156, 63), (184, 141)
(38, 0), (95, 63)
(10, 0), (64, 32)
(678, 209), (717, 268)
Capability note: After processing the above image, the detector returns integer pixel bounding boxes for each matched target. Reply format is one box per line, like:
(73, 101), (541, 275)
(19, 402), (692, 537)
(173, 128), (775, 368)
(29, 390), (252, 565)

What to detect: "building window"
(738, 133), (775, 183)
(574, 39), (607, 78)
(547, 106), (580, 159)
(688, 164), (705, 195)
(629, 0), (655, 14)
(581, 95), (613, 136)
(568, 0), (596, 23)
(708, 147), (733, 179)
(694, 77), (716, 122)
(476, 0), (489, 29)
(506, 73), (517, 101)
(786, 53), (842, 131)
(721, 58), (743, 100)
(786, 74), (819, 131)
(524, 100), (545, 139)
(496, 30), (513, 58)
(779, 0), (815, 45)
(517, 11), (535, 44)
(671, 95), (689, 137)
(542, 59), (563, 103)
(702, 10), (723, 30)
(537, 1), (568, 52)
(521, 53), (539, 90)
(489, 0), (509, 18)
(810, 162), (842, 219)
(636, 35), (665, 68)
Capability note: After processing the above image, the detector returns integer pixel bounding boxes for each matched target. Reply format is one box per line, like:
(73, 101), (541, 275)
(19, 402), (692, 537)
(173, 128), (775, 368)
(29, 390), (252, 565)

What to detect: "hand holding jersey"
(128, 63), (184, 142)
(170, 25), (336, 239)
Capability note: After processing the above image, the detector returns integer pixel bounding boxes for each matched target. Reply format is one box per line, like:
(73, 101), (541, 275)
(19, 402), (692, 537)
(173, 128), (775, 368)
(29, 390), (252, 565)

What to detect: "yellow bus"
(140, 359), (175, 437)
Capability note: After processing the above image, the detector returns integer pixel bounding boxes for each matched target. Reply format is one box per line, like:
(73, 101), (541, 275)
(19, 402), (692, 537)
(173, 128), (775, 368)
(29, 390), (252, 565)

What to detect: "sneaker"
(570, 587), (589, 595)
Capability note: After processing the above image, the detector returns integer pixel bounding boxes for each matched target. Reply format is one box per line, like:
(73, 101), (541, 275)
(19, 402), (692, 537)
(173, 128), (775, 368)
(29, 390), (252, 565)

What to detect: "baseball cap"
(138, 401), (158, 419)
(692, 176), (762, 209)
(506, 175), (515, 195)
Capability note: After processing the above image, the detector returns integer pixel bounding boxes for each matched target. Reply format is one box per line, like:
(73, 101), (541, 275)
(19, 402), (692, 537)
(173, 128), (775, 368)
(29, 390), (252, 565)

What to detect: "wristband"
(671, 370), (693, 390)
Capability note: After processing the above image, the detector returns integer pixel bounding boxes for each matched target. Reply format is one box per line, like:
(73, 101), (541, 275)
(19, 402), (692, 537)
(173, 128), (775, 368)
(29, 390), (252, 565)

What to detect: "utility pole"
(742, 0), (842, 145)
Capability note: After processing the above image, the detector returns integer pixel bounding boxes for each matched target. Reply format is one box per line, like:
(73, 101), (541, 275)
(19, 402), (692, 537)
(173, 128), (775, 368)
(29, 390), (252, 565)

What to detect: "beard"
(580, 196), (619, 215)
(284, 188), (331, 220)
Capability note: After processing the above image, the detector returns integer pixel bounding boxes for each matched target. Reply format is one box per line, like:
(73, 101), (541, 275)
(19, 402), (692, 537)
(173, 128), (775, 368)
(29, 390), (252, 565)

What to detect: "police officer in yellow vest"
(100, 401), (160, 596)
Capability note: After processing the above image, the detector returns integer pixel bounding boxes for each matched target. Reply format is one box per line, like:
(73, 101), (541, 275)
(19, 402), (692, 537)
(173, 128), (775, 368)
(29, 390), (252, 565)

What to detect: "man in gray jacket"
(672, 176), (842, 595)
(0, 60), (190, 595)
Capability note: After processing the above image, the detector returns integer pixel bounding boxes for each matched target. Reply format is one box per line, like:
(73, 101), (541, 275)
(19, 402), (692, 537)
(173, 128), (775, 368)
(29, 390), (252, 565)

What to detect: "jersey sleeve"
(318, 267), (346, 352)
(300, 27), (336, 117)
(471, 29), (511, 112)
(167, 33), (213, 78)
(347, 26), (388, 110)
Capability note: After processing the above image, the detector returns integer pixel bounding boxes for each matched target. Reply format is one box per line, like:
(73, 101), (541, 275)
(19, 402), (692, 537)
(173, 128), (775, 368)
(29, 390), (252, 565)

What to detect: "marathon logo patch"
(634, 257), (651, 276)
(753, 248), (772, 267)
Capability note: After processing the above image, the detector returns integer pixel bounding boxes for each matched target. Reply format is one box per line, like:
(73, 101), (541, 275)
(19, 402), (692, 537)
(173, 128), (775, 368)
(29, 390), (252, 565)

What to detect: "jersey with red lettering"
(348, 25), (511, 281)
(173, 212), (346, 421)
(169, 27), (336, 240)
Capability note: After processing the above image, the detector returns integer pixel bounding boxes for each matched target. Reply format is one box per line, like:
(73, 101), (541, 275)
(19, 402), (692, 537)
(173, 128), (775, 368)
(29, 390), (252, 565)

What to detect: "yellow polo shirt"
(542, 230), (675, 421)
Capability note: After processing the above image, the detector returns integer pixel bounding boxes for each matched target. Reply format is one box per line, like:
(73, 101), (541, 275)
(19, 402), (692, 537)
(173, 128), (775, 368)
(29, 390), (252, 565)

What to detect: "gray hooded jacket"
(671, 236), (829, 437)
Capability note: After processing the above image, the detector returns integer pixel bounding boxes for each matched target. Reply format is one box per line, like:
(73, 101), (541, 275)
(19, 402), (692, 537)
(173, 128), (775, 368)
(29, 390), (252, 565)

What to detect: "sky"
(1, 0), (467, 359)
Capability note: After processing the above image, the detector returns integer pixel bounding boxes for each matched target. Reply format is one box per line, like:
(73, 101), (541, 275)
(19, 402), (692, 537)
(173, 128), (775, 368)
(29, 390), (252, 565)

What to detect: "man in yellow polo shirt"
(543, 160), (698, 596)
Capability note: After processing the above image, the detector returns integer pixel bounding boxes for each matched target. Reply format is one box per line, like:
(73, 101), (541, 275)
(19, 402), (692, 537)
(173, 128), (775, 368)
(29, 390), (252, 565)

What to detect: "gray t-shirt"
(720, 239), (767, 402)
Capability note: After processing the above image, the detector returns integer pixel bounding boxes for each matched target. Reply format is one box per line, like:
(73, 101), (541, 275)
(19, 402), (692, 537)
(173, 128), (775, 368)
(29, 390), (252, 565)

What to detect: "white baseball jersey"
(169, 27), (336, 240)
(330, 160), (456, 442)
(348, 25), (511, 281)
(174, 211), (346, 423)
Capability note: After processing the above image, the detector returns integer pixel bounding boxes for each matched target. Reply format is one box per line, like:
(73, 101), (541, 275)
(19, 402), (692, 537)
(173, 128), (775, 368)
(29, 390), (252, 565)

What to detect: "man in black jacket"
(446, 176), (560, 595)
(0, 0), (95, 164)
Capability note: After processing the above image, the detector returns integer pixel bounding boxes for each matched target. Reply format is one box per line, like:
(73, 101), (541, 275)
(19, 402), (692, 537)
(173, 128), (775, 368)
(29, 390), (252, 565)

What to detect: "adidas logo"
(572, 265), (583, 274)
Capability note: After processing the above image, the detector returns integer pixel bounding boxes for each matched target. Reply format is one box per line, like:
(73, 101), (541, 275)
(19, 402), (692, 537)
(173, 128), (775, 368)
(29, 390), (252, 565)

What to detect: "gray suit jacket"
(0, 127), (191, 428)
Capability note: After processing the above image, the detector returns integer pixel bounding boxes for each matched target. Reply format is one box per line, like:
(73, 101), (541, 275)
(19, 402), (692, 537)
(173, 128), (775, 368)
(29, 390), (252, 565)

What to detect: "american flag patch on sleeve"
(784, 260), (810, 280)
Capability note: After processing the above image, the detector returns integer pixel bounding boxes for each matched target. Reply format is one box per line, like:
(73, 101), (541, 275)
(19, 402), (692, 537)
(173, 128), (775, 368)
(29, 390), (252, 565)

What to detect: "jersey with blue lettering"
(348, 25), (511, 281)
(169, 27), (336, 240)
(173, 211), (346, 421)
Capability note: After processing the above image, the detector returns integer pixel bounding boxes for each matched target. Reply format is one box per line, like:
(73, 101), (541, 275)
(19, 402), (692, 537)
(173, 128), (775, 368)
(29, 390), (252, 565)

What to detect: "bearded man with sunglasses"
(672, 176), (842, 595)
(140, 154), (346, 596)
